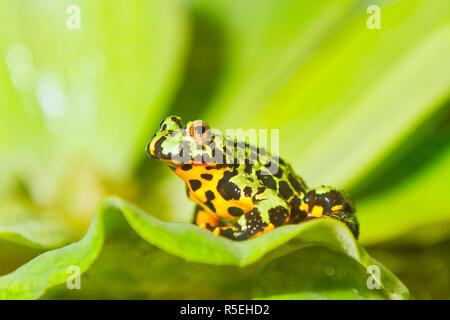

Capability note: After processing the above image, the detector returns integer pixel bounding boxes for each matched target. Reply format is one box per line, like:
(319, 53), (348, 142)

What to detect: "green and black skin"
(147, 115), (359, 241)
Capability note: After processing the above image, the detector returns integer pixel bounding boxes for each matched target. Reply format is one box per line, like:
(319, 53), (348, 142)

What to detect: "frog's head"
(146, 115), (224, 165)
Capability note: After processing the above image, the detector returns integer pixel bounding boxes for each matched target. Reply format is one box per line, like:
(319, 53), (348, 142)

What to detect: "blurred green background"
(0, 0), (449, 299)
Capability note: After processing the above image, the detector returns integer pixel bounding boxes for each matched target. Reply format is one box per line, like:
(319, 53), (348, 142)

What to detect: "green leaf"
(0, 197), (408, 299)
(0, 0), (189, 234)
(0, 0), (189, 230)
(358, 145), (450, 245)
(0, 0), (188, 178)
(41, 219), (262, 299)
(0, 210), (76, 250)
(253, 246), (393, 299)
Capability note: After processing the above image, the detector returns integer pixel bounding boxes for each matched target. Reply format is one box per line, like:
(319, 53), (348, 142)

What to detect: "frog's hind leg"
(209, 189), (291, 241)
(301, 186), (359, 239)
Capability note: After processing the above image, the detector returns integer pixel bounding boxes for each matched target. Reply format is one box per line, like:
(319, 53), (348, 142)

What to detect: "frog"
(146, 115), (359, 241)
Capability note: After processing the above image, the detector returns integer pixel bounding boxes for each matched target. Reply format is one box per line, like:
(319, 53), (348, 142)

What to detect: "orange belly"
(175, 165), (254, 220)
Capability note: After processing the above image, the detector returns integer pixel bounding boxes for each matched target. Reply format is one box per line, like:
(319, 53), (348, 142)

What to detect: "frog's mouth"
(146, 135), (173, 161)
(146, 135), (193, 166)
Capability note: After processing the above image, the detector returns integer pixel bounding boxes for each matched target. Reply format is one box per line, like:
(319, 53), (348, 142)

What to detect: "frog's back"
(213, 141), (304, 208)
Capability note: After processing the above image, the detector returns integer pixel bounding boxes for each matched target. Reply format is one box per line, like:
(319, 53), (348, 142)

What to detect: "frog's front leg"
(192, 205), (220, 230)
(210, 189), (290, 241)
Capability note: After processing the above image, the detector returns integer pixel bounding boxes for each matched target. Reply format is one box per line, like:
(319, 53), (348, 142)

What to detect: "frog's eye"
(189, 121), (210, 142)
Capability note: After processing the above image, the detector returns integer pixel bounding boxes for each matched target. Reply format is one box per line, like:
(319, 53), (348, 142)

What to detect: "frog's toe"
(331, 212), (359, 239)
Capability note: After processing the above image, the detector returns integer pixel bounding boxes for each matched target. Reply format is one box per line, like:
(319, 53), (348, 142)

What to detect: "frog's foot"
(209, 222), (276, 241)
(192, 205), (220, 230)
(303, 186), (359, 239)
(329, 211), (359, 239)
